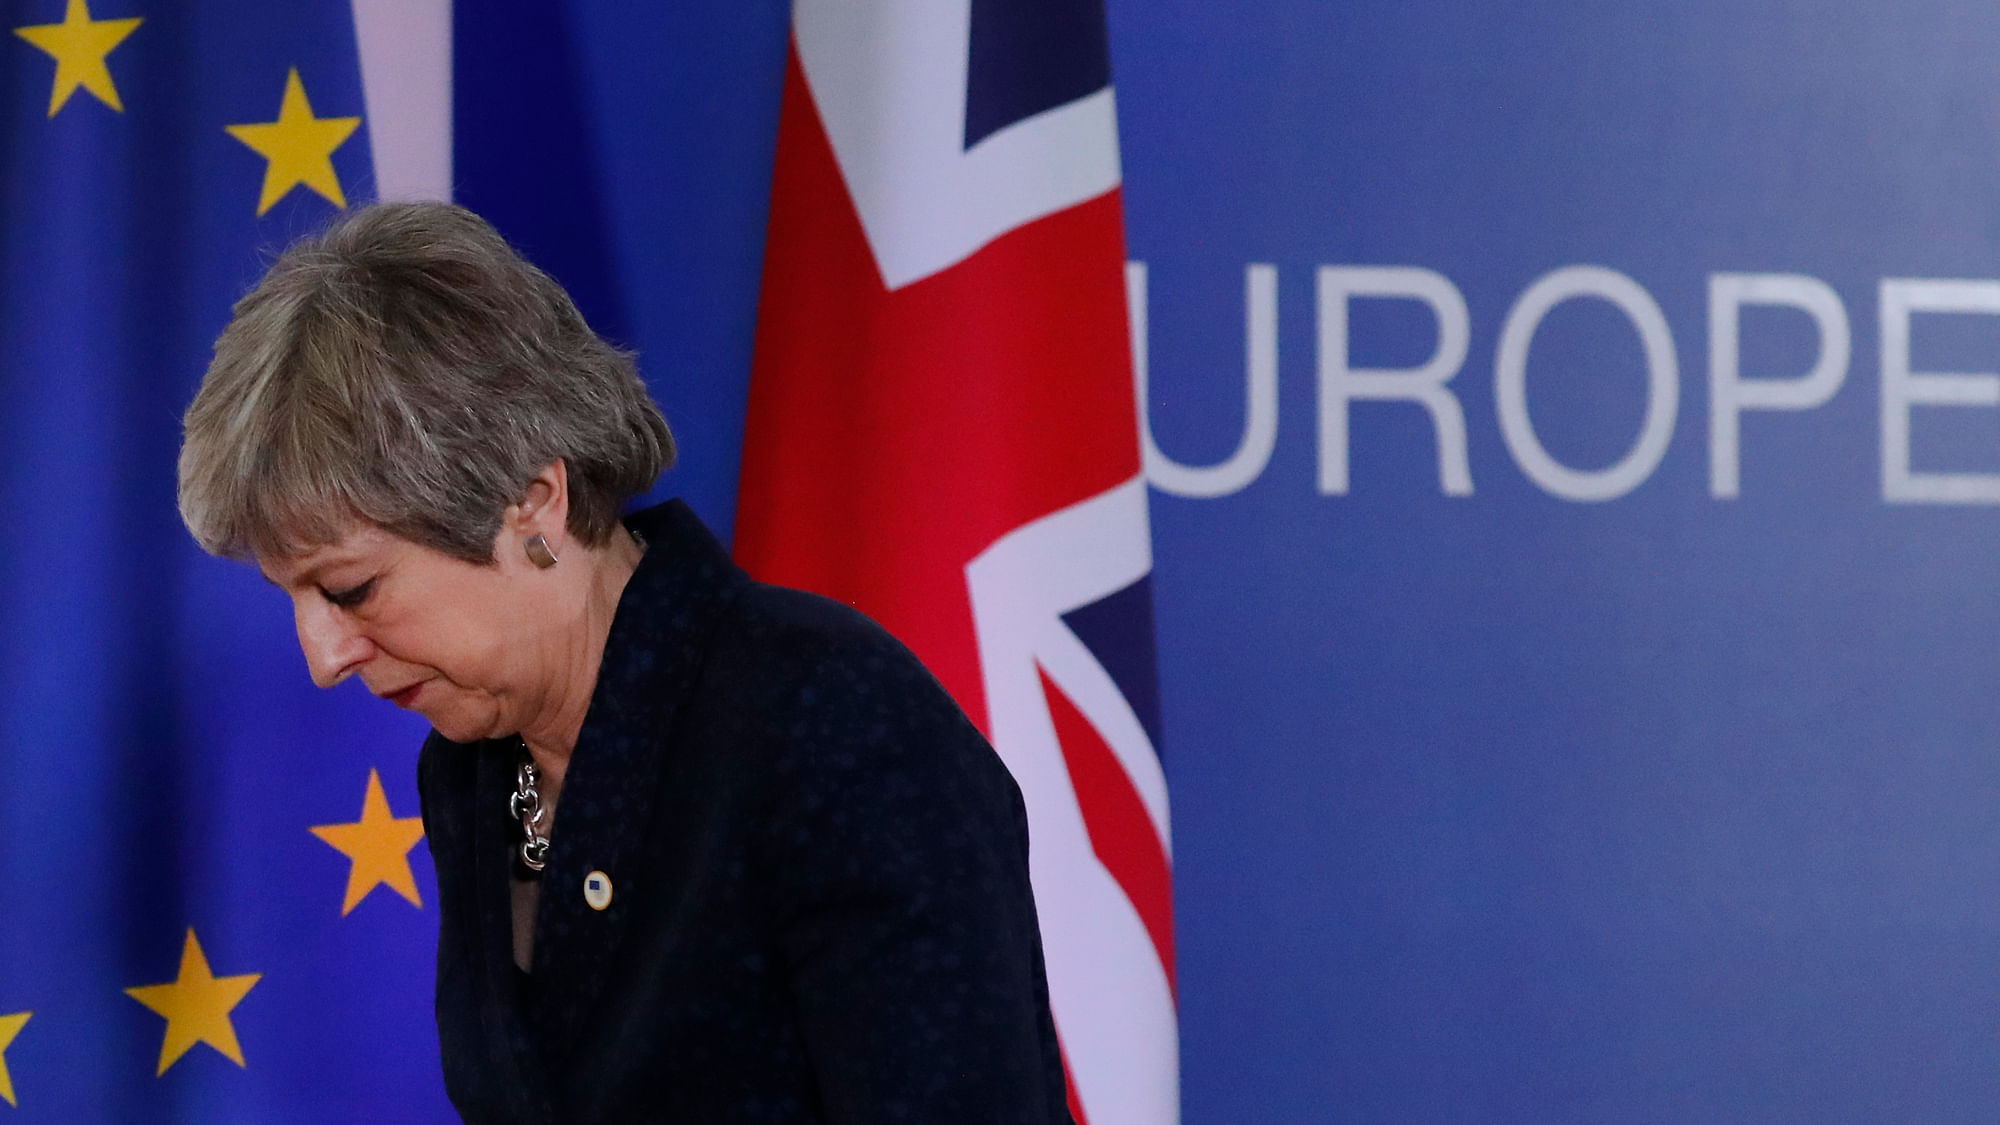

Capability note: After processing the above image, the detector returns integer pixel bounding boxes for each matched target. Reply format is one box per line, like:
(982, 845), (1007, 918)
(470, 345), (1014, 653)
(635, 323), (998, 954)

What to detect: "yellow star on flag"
(310, 768), (427, 915)
(0, 1011), (30, 1108)
(12, 0), (142, 117)
(224, 67), (361, 216)
(124, 930), (261, 1076)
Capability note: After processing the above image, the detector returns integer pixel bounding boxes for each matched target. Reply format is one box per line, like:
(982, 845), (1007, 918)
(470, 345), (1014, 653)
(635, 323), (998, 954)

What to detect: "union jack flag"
(734, 1), (1177, 1122)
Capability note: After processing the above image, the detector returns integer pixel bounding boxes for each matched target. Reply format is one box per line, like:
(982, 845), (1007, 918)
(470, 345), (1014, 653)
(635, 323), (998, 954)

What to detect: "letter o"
(1494, 266), (1679, 501)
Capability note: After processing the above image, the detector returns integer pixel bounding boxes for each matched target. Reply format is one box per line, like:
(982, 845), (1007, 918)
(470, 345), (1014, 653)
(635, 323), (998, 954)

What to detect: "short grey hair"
(178, 201), (674, 564)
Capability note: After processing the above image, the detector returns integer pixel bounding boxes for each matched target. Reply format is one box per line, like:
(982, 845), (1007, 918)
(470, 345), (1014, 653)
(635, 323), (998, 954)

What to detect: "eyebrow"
(261, 556), (342, 591)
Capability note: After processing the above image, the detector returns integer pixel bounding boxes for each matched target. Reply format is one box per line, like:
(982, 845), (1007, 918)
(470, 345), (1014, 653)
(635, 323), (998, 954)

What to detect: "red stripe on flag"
(1039, 668), (1176, 997)
(737, 44), (1139, 734)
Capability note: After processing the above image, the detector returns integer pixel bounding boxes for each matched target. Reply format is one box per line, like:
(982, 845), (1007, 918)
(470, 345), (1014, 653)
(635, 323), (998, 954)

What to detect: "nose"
(294, 596), (374, 688)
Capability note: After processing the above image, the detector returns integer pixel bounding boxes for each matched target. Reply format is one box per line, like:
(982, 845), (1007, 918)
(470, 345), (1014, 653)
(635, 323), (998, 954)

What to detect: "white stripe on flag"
(351, 0), (453, 203)
(793, 0), (1122, 290)
(968, 479), (1180, 1125)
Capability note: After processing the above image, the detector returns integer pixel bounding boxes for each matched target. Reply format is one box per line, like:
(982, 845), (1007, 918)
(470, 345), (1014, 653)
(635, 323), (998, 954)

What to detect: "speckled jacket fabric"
(416, 500), (1074, 1124)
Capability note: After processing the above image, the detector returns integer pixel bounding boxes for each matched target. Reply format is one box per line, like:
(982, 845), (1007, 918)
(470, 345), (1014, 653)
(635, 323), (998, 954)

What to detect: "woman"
(178, 201), (1074, 1123)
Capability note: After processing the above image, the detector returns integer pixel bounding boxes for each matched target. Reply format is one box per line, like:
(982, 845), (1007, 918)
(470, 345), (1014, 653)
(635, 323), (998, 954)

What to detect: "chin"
(421, 700), (502, 745)
(402, 684), (504, 744)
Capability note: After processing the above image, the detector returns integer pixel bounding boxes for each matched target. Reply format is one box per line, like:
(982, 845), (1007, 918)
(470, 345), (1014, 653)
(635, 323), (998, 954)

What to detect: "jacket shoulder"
(716, 582), (951, 709)
(703, 580), (1014, 806)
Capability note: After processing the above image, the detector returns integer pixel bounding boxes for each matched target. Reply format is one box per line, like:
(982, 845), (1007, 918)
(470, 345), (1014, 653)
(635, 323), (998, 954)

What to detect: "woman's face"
(259, 524), (561, 744)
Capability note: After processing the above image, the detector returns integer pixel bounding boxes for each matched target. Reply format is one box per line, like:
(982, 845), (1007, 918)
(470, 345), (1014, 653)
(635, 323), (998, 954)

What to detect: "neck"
(517, 528), (645, 803)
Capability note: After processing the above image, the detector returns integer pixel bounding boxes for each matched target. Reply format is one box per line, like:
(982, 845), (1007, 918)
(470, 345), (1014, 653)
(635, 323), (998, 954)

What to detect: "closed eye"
(321, 578), (376, 610)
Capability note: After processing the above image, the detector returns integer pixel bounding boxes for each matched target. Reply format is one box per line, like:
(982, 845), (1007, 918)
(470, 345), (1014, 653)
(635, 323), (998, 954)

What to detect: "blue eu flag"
(1, 0), (452, 1118)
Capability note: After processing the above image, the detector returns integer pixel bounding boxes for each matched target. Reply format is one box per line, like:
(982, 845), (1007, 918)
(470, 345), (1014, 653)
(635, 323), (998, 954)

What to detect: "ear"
(503, 460), (571, 546)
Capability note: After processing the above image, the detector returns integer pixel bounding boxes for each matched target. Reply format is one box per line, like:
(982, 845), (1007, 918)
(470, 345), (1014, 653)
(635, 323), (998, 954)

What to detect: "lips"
(383, 681), (425, 709)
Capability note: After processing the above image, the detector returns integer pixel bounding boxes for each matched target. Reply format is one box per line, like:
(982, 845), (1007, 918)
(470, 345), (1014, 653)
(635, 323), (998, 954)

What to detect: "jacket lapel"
(522, 500), (747, 1060)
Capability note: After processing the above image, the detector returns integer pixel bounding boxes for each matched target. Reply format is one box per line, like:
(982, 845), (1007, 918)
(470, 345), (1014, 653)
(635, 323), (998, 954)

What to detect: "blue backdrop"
(7, 0), (2000, 1120)
(1121, 5), (2000, 1119)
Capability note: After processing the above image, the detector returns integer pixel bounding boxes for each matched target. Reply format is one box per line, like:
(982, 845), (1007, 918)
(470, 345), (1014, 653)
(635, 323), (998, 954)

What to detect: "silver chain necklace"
(510, 754), (550, 874)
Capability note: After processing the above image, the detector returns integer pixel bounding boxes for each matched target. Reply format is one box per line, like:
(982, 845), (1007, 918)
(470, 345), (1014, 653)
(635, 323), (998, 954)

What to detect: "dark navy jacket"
(417, 500), (1073, 1123)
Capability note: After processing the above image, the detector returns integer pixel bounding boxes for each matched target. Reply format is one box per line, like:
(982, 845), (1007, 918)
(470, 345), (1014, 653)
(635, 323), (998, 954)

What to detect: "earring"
(524, 534), (558, 569)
